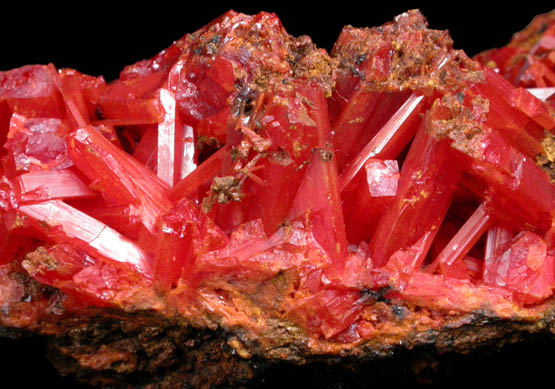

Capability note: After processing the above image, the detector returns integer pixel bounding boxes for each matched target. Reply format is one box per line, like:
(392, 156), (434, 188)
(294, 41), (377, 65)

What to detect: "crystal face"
(0, 9), (554, 351)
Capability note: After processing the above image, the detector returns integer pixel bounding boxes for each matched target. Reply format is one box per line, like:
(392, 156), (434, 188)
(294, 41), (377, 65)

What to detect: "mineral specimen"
(0, 8), (554, 388)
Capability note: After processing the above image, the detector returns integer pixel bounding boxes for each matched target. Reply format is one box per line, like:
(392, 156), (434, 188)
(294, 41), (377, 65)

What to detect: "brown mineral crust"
(331, 9), (483, 95)
(539, 132), (555, 180)
(426, 95), (488, 152)
(155, 10), (336, 120)
(508, 10), (555, 48)
(430, 93), (555, 180)
(42, 305), (555, 387)
(2, 235), (555, 386)
(45, 314), (258, 388)
(1, 265), (554, 387)
(2, 256), (555, 385)
(165, 264), (555, 361)
(183, 10), (336, 89)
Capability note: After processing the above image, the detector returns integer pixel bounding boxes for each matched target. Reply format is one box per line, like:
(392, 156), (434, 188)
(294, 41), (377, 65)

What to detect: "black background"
(1, 2), (553, 387)
(1, 3), (552, 79)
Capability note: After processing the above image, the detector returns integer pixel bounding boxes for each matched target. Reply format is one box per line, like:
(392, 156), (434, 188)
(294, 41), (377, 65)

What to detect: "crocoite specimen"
(0, 9), (554, 387)
(475, 10), (555, 89)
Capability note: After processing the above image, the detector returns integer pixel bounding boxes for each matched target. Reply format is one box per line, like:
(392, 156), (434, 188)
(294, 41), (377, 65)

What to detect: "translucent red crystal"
(342, 158), (399, 243)
(475, 11), (555, 88)
(18, 200), (152, 276)
(483, 231), (554, 304)
(369, 117), (461, 268)
(66, 125), (172, 237)
(1, 10), (554, 343)
(427, 202), (492, 278)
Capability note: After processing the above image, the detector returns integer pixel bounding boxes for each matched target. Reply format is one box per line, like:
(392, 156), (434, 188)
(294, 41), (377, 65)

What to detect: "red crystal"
(342, 158), (399, 243)
(156, 88), (196, 187)
(18, 200), (152, 276)
(1, 9), (555, 352)
(0, 65), (63, 118)
(483, 231), (554, 304)
(431, 95), (555, 232)
(427, 202), (492, 278)
(3, 113), (72, 177)
(15, 168), (96, 202)
(475, 11), (555, 88)
(338, 94), (427, 191)
(369, 115), (461, 268)
(67, 125), (171, 236)
(155, 197), (228, 290)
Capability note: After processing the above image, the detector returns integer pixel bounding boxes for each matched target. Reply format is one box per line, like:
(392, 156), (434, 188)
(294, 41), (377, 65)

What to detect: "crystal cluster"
(0, 9), (554, 347)
(475, 11), (555, 91)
